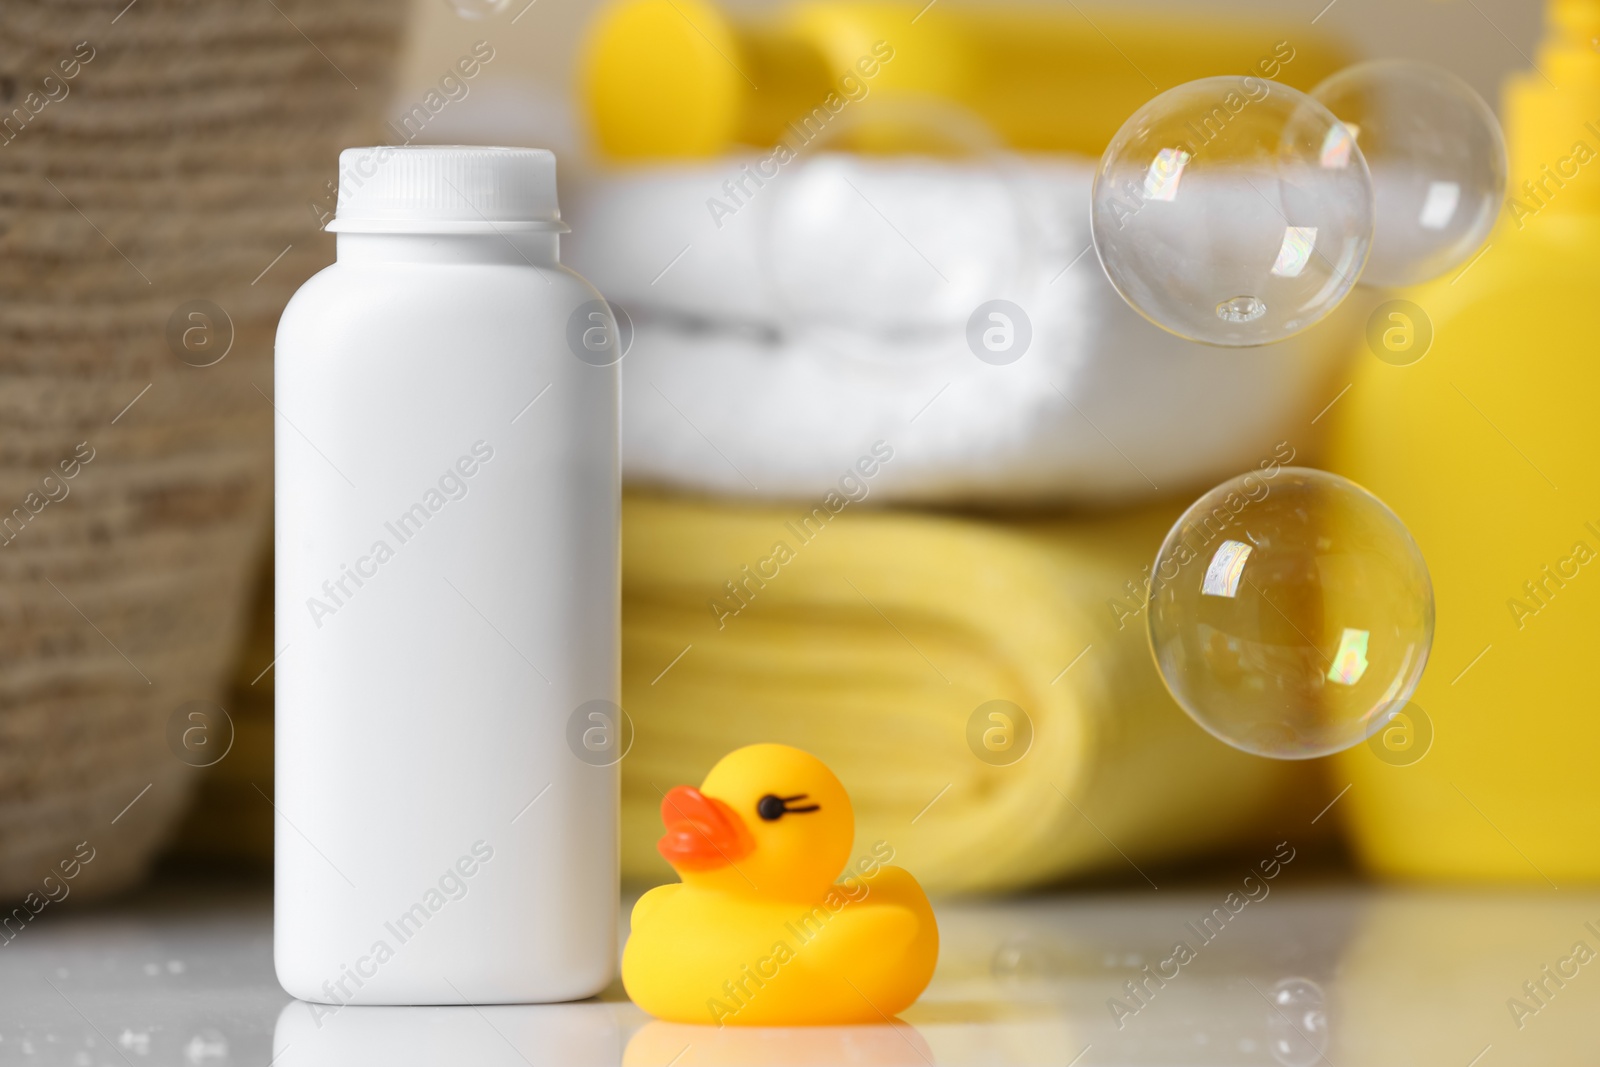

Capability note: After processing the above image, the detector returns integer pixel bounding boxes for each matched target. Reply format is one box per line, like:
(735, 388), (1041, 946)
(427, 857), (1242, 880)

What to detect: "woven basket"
(0, 0), (402, 902)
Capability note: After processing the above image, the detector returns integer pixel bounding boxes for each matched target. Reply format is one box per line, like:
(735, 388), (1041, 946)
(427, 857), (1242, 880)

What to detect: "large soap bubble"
(1092, 76), (1374, 347)
(1148, 468), (1433, 759)
(1312, 60), (1507, 288)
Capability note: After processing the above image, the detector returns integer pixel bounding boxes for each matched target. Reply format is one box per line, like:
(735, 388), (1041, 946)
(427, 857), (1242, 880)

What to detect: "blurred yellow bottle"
(1329, 0), (1600, 881)
(578, 0), (1346, 159)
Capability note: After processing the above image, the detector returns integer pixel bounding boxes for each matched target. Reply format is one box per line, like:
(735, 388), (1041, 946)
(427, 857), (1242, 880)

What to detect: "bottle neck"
(334, 231), (561, 266)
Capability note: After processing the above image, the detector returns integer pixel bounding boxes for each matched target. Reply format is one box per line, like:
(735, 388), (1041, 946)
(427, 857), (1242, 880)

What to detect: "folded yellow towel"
(621, 492), (1324, 893)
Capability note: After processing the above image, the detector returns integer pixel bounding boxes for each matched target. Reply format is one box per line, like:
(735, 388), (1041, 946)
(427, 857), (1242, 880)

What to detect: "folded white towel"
(566, 154), (1364, 506)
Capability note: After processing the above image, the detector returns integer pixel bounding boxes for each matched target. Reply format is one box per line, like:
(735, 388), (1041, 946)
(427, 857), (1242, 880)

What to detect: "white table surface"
(2, 875), (1594, 1066)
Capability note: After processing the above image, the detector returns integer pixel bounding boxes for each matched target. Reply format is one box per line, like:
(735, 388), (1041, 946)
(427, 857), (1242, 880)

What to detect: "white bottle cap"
(325, 145), (570, 233)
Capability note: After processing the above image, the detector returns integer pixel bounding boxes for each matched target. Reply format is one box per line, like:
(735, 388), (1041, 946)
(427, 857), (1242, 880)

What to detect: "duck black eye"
(757, 793), (821, 821)
(757, 795), (787, 821)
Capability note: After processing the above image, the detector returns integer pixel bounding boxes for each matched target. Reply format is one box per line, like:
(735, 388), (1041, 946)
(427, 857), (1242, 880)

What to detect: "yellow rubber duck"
(621, 743), (939, 1026)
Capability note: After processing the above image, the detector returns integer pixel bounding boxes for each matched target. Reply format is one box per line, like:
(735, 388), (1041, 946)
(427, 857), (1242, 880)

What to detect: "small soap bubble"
(1216, 295), (1267, 324)
(1265, 977), (1329, 1067)
(991, 935), (1067, 984)
(1147, 468), (1433, 759)
(1313, 60), (1506, 287)
(991, 940), (1038, 983)
(1092, 77), (1373, 346)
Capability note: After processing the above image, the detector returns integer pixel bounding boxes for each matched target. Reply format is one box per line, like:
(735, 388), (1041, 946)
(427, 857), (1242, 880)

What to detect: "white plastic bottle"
(273, 146), (619, 1006)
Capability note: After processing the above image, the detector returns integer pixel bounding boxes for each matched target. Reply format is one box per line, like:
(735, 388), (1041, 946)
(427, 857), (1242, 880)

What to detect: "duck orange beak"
(657, 786), (753, 871)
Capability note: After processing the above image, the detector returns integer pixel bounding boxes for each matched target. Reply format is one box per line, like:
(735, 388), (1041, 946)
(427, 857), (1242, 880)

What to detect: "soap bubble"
(1147, 468), (1433, 759)
(991, 935), (1069, 985)
(1091, 77), (1373, 346)
(1313, 61), (1506, 288)
(1265, 977), (1330, 1067)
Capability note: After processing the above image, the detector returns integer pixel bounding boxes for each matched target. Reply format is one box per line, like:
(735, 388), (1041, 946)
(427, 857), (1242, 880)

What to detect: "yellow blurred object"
(579, 0), (1348, 159)
(1328, 0), (1600, 880)
(621, 493), (1329, 894)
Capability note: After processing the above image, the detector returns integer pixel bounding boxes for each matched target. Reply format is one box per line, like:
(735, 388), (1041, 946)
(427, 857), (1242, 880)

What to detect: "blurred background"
(393, 0), (1542, 155)
(5, 0), (1600, 1061)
